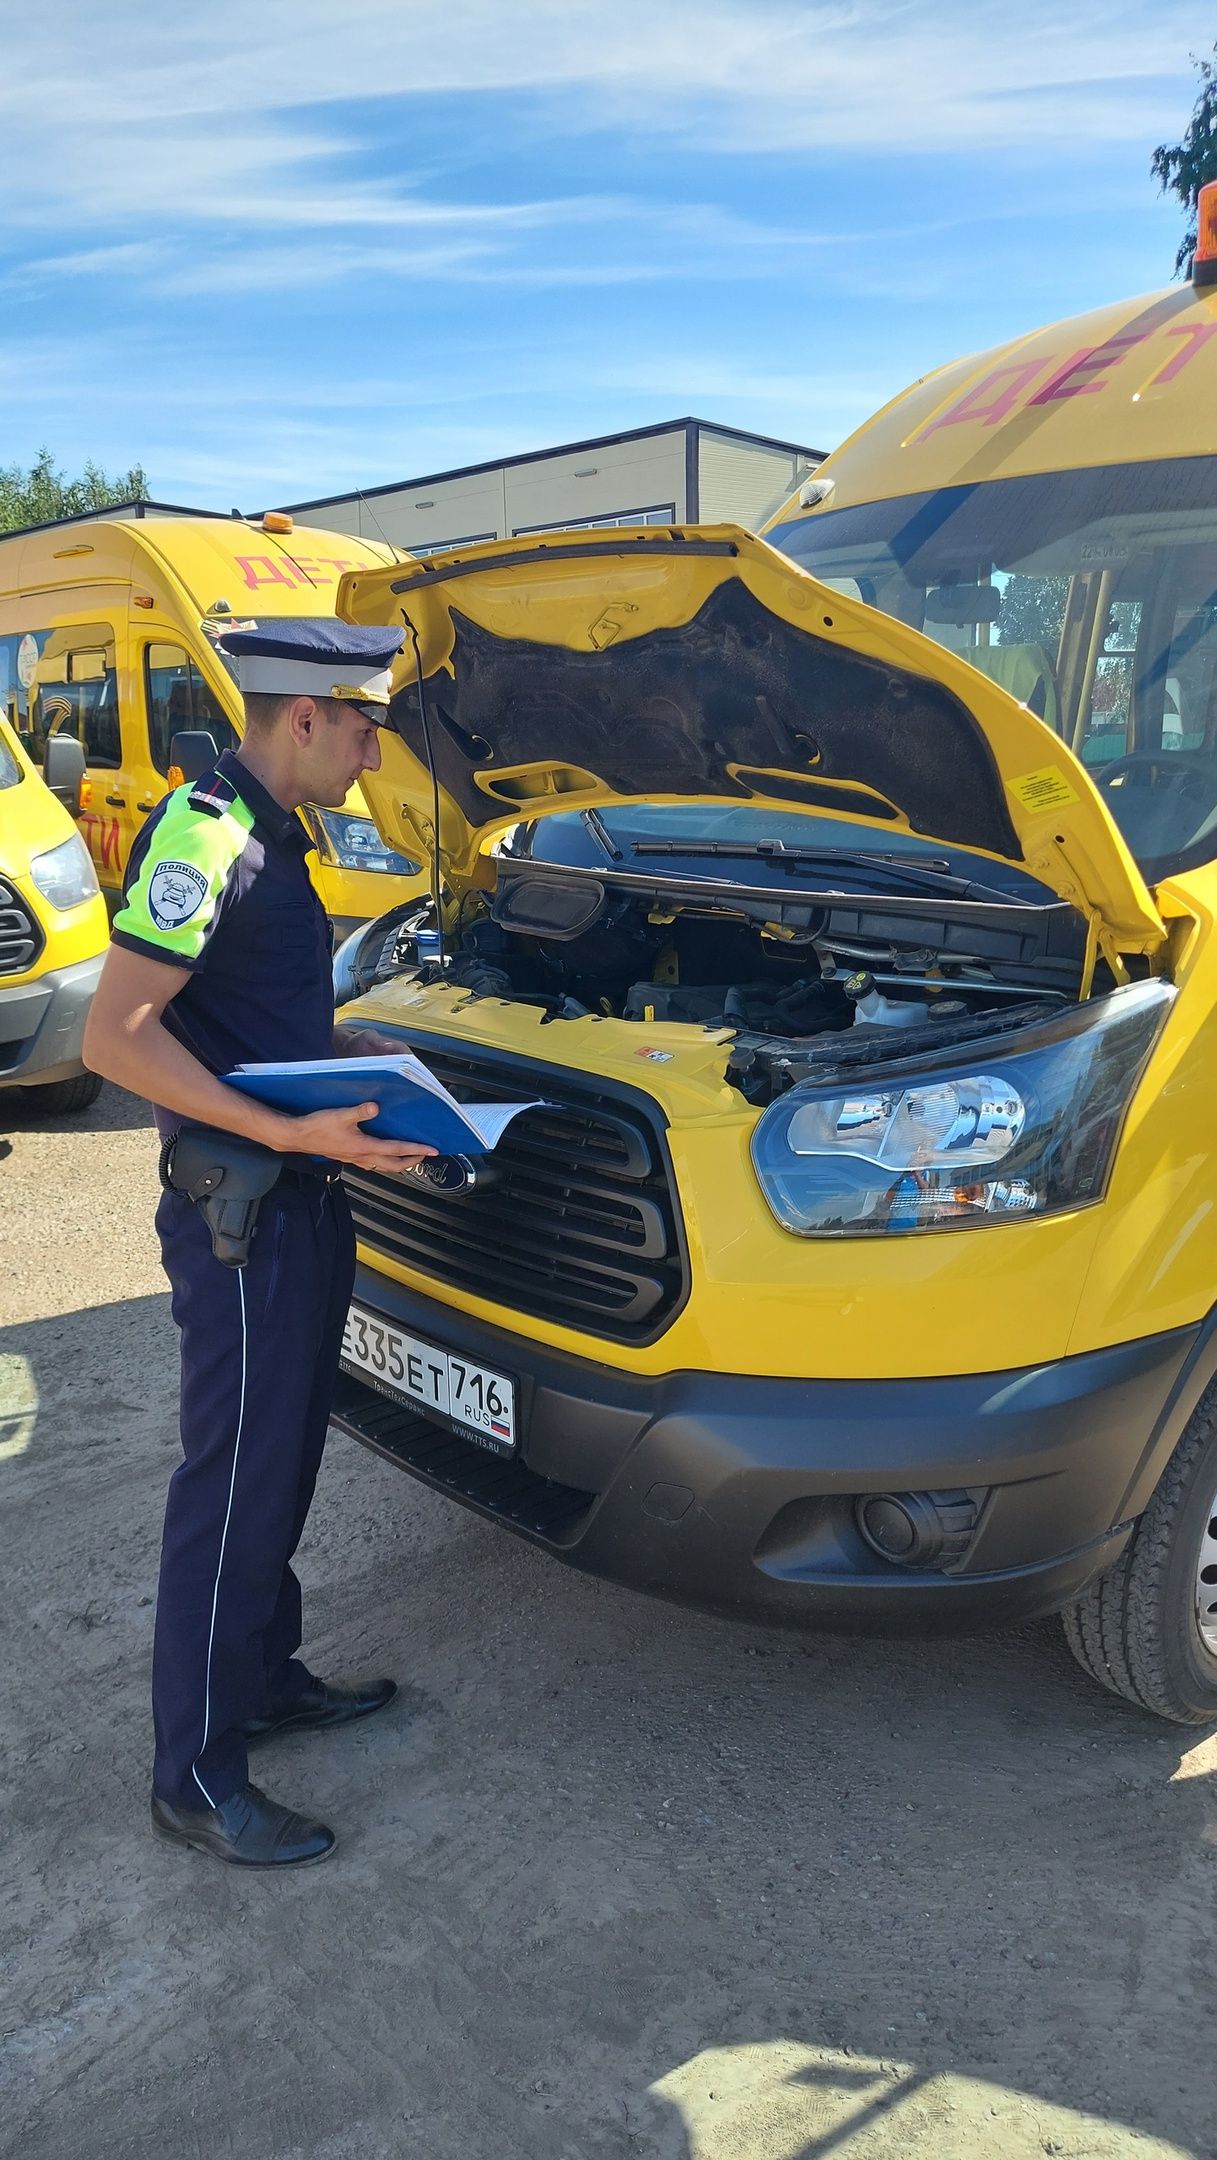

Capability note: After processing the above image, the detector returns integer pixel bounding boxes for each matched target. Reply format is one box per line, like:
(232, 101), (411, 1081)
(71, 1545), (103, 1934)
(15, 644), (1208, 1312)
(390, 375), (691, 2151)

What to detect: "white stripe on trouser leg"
(191, 1268), (250, 1808)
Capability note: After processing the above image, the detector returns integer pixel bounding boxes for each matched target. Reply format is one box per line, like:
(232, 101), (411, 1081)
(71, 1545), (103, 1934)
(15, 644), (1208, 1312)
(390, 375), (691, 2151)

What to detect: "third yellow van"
(0, 511), (429, 940)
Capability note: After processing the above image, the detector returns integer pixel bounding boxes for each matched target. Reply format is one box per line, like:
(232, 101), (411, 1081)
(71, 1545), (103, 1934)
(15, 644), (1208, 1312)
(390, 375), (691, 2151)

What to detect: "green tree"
(997, 574), (1069, 651)
(1152, 44), (1217, 276)
(0, 448), (148, 535)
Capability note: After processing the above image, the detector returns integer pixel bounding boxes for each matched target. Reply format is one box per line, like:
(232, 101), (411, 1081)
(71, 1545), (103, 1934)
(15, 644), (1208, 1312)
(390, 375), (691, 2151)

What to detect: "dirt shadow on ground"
(449, 1570), (1213, 2160)
(0, 1291), (173, 1470)
(0, 1077), (153, 1138)
(2, 1288), (1214, 2160)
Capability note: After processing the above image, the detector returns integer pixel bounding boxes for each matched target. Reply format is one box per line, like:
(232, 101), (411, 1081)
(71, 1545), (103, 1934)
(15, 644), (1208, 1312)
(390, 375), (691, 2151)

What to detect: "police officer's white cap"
(215, 618), (405, 714)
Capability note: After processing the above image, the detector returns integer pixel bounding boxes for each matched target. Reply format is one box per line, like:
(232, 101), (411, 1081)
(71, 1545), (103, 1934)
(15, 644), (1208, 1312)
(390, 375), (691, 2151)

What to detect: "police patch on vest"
(148, 859), (210, 930)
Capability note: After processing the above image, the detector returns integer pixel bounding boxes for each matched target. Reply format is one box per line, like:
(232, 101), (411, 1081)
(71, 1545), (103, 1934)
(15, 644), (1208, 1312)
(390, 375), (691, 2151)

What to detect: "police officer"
(84, 620), (436, 1869)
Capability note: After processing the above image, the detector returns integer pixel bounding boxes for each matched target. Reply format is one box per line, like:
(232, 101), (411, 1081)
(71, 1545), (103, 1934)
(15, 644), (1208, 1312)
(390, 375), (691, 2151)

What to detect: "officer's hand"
(290, 1102), (437, 1172)
(333, 1025), (407, 1059)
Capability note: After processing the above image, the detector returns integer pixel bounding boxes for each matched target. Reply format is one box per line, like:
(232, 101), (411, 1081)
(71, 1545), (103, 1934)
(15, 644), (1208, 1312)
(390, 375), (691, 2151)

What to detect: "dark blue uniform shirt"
(113, 750), (334, 1134)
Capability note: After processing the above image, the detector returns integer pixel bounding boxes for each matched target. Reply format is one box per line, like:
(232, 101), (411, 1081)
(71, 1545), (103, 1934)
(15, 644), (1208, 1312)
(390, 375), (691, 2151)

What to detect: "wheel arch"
(1115, 1301), (1217, 1522)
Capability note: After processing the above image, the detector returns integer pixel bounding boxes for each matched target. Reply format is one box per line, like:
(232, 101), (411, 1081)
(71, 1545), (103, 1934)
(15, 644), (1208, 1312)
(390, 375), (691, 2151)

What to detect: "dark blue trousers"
(151, 1174), (355, 1809)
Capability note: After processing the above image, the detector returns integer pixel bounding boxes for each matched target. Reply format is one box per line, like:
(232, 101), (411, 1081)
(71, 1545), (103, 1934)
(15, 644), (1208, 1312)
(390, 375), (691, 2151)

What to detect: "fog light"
(855, 1489), (980, 1570)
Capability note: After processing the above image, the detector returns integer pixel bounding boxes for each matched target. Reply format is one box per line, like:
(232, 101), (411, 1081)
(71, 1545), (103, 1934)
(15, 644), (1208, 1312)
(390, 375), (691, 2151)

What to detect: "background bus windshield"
(770, 455), (1217, 880)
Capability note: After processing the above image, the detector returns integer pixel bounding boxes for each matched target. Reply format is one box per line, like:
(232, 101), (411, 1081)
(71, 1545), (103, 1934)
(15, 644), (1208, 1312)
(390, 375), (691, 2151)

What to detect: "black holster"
(159, 1128), (283, 1268)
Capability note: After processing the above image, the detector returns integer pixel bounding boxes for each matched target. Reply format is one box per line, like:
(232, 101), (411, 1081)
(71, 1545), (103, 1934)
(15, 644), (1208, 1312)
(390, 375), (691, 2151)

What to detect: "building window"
(512, 504), (677, 538)
(145, 643), (237, 773)
(409, 531), (497, 557)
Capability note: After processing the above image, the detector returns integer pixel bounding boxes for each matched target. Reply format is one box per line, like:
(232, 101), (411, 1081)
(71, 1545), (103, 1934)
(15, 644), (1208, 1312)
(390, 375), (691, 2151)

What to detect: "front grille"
(343, 1040), (687, 1343)
(0, 878), (41, 976)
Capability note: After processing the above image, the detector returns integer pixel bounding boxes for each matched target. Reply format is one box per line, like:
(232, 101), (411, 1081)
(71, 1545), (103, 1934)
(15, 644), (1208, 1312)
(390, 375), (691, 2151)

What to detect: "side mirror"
(168, 730), (220, 786)
(43, 732), (86, 816)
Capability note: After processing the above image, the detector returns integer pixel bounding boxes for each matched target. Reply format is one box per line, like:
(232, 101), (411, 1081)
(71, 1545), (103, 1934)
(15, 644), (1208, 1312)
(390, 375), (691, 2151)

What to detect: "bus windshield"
(768, 454), (1217, 881)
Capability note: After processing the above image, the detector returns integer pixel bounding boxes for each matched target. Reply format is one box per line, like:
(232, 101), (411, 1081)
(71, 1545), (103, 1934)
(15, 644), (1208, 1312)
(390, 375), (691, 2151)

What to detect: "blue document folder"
(222, 1052), (543, 1155)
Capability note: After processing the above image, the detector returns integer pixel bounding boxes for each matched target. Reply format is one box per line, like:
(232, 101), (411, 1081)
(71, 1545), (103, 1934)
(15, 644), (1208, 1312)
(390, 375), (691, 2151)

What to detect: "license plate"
(340, 1301), (517, 1455)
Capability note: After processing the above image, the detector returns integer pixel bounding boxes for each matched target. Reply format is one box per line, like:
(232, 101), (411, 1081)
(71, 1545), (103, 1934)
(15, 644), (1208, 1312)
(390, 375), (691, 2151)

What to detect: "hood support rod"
(400, 610), (446, 972)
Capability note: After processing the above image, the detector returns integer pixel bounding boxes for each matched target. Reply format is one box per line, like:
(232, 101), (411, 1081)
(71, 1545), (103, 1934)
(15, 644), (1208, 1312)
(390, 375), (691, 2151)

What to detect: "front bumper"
(332, 1263), (1200, 1633)
(0, 950), (104, 1089)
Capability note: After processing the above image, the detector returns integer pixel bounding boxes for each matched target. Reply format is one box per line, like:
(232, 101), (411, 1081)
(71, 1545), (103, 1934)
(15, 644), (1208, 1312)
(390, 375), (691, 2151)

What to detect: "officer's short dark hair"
(243, 692), (350, 732)
(242, 692), (292, 733)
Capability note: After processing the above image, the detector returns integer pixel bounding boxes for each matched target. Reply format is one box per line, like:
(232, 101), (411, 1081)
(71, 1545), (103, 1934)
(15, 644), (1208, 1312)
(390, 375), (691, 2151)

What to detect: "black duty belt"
(277, 1161), (344, 1190)
(160, 1128), (286, 1268)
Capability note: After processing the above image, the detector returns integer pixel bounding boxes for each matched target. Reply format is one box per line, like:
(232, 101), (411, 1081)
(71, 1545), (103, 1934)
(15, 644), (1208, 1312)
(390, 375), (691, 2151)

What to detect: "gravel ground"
(1, 1081), (1215, 2160)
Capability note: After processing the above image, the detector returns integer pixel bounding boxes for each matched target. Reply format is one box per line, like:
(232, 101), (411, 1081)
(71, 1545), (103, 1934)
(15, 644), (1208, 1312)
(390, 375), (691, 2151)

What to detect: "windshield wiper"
(631, 839), (949, 866)
(626, 839), (1017, 905)
(579, 807), (623, 862)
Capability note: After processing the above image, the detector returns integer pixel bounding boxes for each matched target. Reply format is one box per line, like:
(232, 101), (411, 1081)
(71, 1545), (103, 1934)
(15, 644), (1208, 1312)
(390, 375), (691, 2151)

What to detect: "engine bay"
(346, 833), (1118, 1105)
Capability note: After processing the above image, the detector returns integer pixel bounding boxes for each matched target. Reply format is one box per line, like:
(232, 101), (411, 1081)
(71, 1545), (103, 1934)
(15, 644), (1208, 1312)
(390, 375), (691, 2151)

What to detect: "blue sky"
(0, 2), (1209, 508)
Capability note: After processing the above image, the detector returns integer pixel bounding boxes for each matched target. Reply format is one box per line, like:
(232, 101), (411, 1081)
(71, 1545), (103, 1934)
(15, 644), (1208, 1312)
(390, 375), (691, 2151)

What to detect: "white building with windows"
(274, 419), (825, 555)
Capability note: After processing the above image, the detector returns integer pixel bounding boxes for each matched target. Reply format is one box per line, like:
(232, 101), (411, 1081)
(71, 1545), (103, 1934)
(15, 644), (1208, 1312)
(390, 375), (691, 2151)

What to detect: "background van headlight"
(751, 979), (1174, 1236)
(304, 808), (420, 877)
(332, 896), (436, 1006)
(29, 833), (99, 911)
(332, 921), (367, 1008)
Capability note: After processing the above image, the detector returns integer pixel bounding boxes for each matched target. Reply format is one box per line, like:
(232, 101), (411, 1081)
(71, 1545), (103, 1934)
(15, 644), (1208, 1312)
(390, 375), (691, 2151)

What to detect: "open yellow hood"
(338, 524), (1164, 964)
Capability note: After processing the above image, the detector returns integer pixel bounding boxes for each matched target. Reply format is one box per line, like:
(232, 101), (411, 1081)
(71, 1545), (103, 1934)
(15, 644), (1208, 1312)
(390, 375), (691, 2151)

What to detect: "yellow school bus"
(764, 233), (1217, 784)
(0, 512), (428, 939)
(321, 189), (1217, 1724)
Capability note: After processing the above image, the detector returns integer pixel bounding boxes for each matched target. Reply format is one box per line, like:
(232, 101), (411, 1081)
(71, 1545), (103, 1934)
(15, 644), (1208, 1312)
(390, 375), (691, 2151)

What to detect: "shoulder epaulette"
(187, 771), (239, 819)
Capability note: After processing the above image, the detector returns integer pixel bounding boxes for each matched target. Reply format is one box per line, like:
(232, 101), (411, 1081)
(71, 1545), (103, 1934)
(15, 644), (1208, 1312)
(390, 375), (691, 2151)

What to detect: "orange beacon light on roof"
(1192, 180), (1217, 287)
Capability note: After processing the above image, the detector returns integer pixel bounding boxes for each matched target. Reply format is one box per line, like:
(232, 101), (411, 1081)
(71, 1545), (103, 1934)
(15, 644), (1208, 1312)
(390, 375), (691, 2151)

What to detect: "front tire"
(1062, 1387), (1217, 1724)
(18, 1071), (103, 1116)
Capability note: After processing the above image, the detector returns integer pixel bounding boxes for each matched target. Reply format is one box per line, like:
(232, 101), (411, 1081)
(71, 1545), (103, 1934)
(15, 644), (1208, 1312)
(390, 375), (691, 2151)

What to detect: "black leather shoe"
(151, 1782), (336, 1868)
(241, 1674), (398, 1745)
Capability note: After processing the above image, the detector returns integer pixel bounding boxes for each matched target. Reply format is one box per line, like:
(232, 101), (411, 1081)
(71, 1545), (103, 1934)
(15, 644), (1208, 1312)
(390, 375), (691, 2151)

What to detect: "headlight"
(306, 809), (419, 877)
(332, 897), (435, 1004)
(751, 979), (1174, 1237)
(29, 833), (99, 911)
(332, 921), (369, 1007)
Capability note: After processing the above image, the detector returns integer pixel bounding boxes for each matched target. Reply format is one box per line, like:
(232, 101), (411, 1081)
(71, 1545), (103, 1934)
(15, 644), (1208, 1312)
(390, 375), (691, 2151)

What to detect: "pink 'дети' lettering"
(235, 552), (357, 591)
(1147, 322), (1217, 386)
(1027, 332), (1148, 404)
(235, 554), (299, 591)
(918, 359), (1055, 439)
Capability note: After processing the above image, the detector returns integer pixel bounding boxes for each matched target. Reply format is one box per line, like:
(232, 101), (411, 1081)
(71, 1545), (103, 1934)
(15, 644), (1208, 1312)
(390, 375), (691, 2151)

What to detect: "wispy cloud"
(0, 2), (1198, 504)
(3, 3), (1199, 143)
(4, 185), (893, 300)
(0, 4), (1198, 310)
(5, 241), (169, 287)
(0, 1), (1200, 240)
